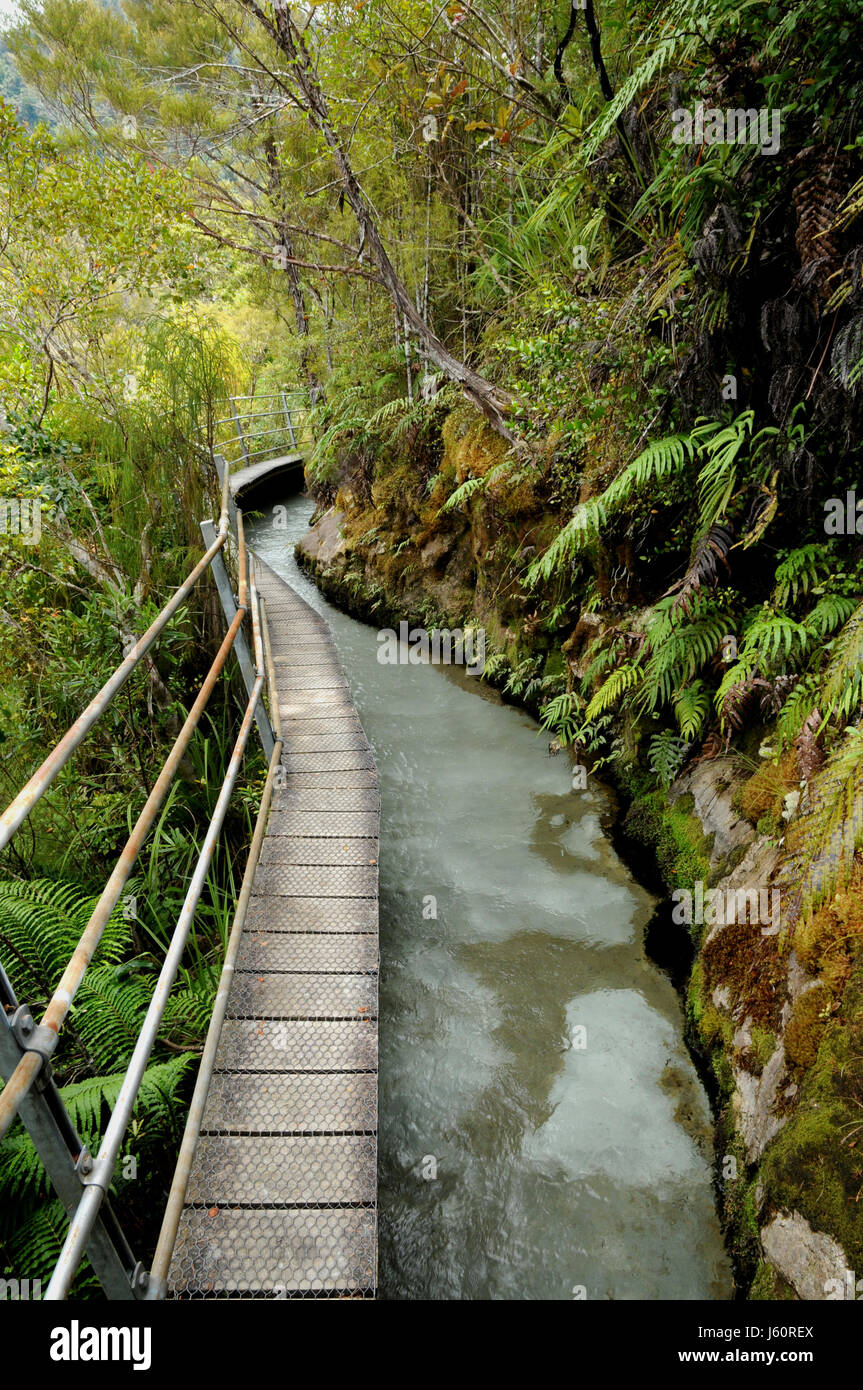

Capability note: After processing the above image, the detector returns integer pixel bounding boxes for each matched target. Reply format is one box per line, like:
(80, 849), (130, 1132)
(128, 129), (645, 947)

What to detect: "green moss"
(761, 962), (863, 1269)
(756, 810), (782, 839)
(784, 984), (832, 1076)
(543, 650), (566, 681)
(750, 1026), (778, 1071)
(749, 1261), (797, 1300)
(711, 1046), (735, 1098)
(624, 790), (712, 915)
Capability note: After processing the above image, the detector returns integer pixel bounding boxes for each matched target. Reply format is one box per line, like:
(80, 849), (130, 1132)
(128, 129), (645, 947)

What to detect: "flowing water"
(249, 493), (732, 1302)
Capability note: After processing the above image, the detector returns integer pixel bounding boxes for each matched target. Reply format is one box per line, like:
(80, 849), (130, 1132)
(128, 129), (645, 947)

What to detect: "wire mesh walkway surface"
(169, 558), (379, 1298)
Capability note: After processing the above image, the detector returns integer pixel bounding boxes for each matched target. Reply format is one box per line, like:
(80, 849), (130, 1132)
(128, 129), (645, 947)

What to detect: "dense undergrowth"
(291, 0), (863, 1297)
(3, 0), (863, 1299)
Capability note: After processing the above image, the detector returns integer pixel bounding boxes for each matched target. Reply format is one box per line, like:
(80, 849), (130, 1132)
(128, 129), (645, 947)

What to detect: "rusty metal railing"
(0, 455), (284, 1299)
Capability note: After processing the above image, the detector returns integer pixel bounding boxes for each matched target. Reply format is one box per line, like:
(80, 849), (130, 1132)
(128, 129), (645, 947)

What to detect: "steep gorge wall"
(296, 409), (862, 1300)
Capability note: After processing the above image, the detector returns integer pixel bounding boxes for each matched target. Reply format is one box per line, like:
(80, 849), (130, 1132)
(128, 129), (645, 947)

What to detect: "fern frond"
(526, 497), (605, 584)
(539, 691), (582, 744)
(0, 878), (130, 1006)
(773, 545), (831, 605)
(648, 730), (689, 790)
(803, 593), (858, 640)
(439, 476), (486, 513)
(819, 600), (863, 722)
(584, 663), (644, 722)
(776, 676), (818, 745)
(673, 679), (710, 741)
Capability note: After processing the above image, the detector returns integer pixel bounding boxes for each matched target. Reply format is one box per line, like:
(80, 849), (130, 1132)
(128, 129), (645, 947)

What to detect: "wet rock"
(761, 1211), (848, 1300)
(669, 756), (752, 866)
(733, 1040), (789, 1161)
(420, 533), (455, 572)
(297, 507), (347, 568)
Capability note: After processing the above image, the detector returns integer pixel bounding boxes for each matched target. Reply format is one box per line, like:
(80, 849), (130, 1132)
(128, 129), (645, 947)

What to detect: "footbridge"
(0, 390), (379, 1299)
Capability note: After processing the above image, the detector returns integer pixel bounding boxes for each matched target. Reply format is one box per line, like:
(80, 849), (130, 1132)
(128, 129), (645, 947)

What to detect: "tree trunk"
(241, 0), (517, 441)
(262, 128), (321, 394)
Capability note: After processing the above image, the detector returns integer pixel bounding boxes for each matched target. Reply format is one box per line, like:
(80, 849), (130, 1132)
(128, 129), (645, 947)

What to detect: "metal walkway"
(168, 557), (379, 1298)
(230, 453), (304, 497)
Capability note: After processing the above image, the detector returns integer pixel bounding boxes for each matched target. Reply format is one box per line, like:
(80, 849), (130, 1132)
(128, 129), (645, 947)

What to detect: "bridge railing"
(210, 388), (313, 474)
(0, 465), (284, 1300)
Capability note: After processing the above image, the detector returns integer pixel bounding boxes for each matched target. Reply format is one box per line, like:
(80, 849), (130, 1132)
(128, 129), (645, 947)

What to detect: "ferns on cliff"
(819, 600), (863, 723)
(527, 411), (764, 588)
(648, 731), (689, 790)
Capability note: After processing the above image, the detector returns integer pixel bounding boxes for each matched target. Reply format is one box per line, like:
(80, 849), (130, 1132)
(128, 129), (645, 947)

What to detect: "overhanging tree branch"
(237, 0), (518, 440)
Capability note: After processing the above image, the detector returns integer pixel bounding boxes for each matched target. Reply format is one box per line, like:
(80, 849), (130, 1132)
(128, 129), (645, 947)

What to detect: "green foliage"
(648, 730), (689, 790)
(779, 727), (863, 928)
(0, 1054), (194, 1290)
(539, 691), (582, 745)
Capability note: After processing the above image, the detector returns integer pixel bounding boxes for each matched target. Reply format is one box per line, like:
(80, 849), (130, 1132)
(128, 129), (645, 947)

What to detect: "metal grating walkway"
(168, 557), (379, 1298)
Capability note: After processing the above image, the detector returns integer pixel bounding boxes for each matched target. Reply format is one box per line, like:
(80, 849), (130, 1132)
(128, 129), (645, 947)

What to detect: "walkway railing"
(211, 389), (312, 474)
(0, 455), (286, 1299)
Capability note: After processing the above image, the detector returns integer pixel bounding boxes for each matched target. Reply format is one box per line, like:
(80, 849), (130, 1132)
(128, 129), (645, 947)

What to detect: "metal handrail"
(211, 408), (286, 426)
(0, 454), (280, 1298)
(146, 592), (283, 1299)
(208, 388), (311, 474)
(44, 558), (268, 1301)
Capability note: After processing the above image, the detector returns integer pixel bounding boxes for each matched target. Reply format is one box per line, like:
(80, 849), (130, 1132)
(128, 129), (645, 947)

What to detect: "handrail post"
(201, 518), (274, 759)
(0, 967), (140, 1299)
(212, 452), (239, 541)
(280, 390), (298, 451)
(230, 397), (251, 466)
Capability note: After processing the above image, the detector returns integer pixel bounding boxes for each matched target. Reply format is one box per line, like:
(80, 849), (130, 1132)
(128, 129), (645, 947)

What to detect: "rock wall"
(296, 409), (863, 1301)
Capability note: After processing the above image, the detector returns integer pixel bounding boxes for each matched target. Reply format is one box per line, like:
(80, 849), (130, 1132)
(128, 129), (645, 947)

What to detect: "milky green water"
(250, 495), (732, 1301)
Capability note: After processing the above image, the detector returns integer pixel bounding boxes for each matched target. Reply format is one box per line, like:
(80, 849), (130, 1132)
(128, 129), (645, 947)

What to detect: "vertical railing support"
(211, 453), (239, 539)
(200, 519), (274, 759)
(230, 397), (251, 466)
(0, 967), (140, 1299)
(280, 390), (298, 452)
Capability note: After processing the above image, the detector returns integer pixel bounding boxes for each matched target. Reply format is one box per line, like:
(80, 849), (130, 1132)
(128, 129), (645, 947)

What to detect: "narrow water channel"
(249, 494), (732, 1302)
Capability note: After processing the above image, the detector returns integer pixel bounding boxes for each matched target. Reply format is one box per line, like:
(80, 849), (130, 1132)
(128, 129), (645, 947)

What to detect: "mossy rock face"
(793, 873), (863, 995)
(543, 650), (566, 681)
(623, 790), (712, 908)
(708, 841), (750, 888)
(749, 1025), (778, 1074)
(784, 984), (832, 1075)
(761, 960), (863, 1270)
(701, 919), (784, 1032)
(749, 1261), (797, 1300)
(737, 752), (797, 826)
